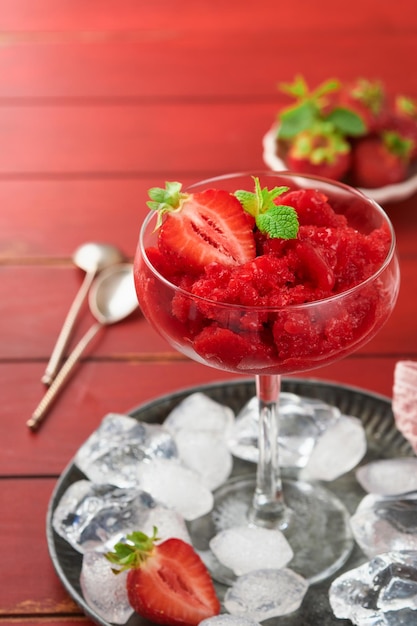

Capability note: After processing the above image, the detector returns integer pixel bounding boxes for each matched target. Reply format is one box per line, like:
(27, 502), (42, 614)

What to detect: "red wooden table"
(1, 1), (417, 624)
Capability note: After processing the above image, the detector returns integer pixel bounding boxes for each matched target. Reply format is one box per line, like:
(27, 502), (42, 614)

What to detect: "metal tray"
(46, 377), (413, 626)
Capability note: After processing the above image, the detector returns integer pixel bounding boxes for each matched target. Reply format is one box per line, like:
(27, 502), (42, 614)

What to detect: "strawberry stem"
(147, 182), (188, 228)
(105, 527), (160, 574)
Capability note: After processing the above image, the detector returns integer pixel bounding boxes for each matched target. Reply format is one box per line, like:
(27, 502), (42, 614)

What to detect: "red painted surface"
(0, 2), (416, 621)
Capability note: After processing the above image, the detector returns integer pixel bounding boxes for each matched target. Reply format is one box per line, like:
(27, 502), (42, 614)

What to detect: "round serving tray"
(46, 377), (412, 626)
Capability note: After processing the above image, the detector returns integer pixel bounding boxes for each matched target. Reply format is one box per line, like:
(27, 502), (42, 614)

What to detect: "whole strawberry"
(388, 95), (417, 158)
(285, 121), (352, 181)
(351, 131), (413, 188)
(106, 528), (220, 626)
(325, 78), (389, 134)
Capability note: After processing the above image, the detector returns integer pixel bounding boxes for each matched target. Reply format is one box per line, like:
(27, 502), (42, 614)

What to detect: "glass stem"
(250, 374), (289, 529)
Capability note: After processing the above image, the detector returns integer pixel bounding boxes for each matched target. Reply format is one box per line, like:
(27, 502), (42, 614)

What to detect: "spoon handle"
(41, 270), (95, 385)
(28, 321), (103, 431)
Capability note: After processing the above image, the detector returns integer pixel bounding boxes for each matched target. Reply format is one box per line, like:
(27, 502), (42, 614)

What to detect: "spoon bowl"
(73, 242), (125, 275)
(42, 242), (125, 385)
(28, 263), (137, 431)
(90, 264), (138, 324)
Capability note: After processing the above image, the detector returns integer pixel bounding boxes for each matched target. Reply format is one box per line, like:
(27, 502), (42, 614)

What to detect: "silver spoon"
(28, 263), (138, 431)
(41, 242), (125, 386)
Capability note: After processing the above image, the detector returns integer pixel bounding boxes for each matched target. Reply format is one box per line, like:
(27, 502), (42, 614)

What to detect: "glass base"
(188, 475), (354, 586)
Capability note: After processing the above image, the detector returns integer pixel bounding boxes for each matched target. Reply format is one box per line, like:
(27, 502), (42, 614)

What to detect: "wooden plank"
(0, 361), (241, 475)
(0, 179), (416, 261)
(0, 178), (194, 260)
(0, 0), (416, 33)
(0, 102), (274, 175)
(0, 478), (81, 614)
(0, 620), (89, 626)
(0, 356), (404, 476)
(0, 32), (416, 100)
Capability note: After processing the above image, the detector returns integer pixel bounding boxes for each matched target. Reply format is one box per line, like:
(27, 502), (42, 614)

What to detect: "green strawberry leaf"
(278, 74), (310, 99)
(147, 182), (186, 228)
(325, 107), (366, 136)
(256, 205), (299, 239)
(382, 130), (414, 159)
(278, 101), (318, 139)
(105, 527), (160, 573)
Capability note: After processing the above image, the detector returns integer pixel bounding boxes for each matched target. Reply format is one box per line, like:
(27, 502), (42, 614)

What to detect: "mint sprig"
(235, 177), (299, 240)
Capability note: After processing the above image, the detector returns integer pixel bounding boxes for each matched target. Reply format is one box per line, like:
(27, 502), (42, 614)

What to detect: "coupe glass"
(134, 172), (400, 584)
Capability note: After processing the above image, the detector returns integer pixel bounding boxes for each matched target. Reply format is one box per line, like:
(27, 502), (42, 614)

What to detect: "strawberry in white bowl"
(263, 75), (417, 203)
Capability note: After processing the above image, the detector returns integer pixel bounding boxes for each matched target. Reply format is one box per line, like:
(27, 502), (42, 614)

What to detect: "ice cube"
(80, 550), (134, 624)
(356, 457), (417, 496)
(209, 525), (293, 575)
(228, 394), (339, 468)
(301, 415), (367, 481)
(200, 616), (261, 626)
(142, 505), (191, 544)
(350, 493), (417, 557)
(163, 392), (234, 437)
(136, 458), (213, 520)
(174, 429), (232, 491)
(329, 551), (417, 625)
(52, 480), (156, 553)
(75, 413), (178, 488)
(224, 568), (308, 620)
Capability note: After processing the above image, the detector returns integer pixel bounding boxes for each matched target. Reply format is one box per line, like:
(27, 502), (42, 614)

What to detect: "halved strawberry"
(106, 529), (220, 626)
(147, 182), (256, 273)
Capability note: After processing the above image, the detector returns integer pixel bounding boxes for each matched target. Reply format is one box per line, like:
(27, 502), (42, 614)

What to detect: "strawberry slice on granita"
(147, 181), (256, 273)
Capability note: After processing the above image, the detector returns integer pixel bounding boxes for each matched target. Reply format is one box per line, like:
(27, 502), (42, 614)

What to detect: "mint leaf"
(234, 177), (289, 219)
(234, 189), (259, 217)
(256, 205), (299, 239)
(235, 177), (298, 239)
(325, 107), (366, 136)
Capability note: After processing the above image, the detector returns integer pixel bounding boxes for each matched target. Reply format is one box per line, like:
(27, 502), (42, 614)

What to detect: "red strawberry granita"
(135, 173), (399, 375)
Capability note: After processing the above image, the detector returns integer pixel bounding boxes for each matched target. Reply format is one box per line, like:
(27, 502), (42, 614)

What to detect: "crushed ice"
(80, 551), (134, 624)
(209, 525), (293, 576)
(164, 392), (234, 490)
(200, 616), (261, 626)
(350, 492), (417, 558)
(51, 391), (417, 624)
(301, 414), (367, 481)
(356, 457), (417, 496)
(224, 568), (309, 619)
(228, 393), (365, 476)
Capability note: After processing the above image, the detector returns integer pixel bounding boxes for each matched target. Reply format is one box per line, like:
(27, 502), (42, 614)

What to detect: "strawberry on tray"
(105, 528), (221, 626)
(263, 75), (417, 203)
